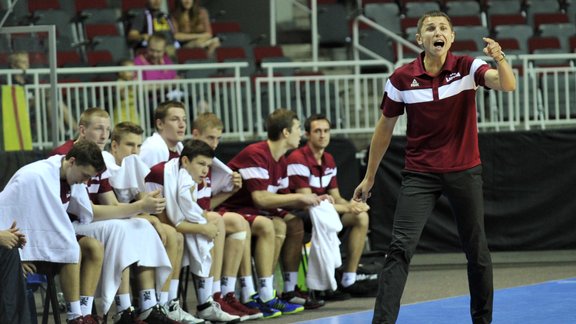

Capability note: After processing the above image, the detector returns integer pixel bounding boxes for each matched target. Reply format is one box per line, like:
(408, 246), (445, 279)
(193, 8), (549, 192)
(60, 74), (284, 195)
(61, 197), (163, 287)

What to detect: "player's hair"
(79, 107), (110, 128)
(266, 108), (298, 141)
(66, 139), (106, 173)
(416, 10), (453, 34)
(179, 139), (215, 165)
(154, 101), (186, 131)
(192, 112), (223, 133)
(111, 122), (144, 144)
(304, 114), (332, 133)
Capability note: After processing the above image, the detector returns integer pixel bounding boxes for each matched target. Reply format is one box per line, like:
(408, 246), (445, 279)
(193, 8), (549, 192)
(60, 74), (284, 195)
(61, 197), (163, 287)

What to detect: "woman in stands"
(171, 0), (220, 56)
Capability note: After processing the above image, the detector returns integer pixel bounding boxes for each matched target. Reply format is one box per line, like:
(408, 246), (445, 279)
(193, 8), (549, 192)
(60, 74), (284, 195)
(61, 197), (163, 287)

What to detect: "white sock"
(66, 300), (82, 320)
(139, 289), (157, 311)
(240, 276), (256, 303)
(221, 276), (237, 296)
(159, 291), (169, 305)
(283, 271), (298, 292)
(213, 280), (221, 295)
(79, 296), (94, 316)
(114, 293), (132, 312)
(258, 276), (274, 302)
(197, 277), (214, 304)
(341, 272), (357, 288)
(168, 279), (179, 301)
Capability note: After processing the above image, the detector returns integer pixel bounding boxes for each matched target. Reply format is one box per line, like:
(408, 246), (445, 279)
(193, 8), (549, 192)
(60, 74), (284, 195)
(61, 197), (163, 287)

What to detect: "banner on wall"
(366, 129), (576, 252)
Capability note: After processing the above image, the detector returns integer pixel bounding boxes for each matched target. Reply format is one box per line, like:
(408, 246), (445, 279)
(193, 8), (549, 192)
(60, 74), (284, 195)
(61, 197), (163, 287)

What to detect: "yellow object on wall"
(2, 85), (32, 151)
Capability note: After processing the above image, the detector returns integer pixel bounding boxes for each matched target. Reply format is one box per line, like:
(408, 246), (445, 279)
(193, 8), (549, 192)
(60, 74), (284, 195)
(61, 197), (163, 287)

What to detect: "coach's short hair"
(266, 108), (298, 141)
(179, 139), (215, 165)
(111, 122), (144, 144)
(66, 139), (106, 173)
(154, 101), (186, 131)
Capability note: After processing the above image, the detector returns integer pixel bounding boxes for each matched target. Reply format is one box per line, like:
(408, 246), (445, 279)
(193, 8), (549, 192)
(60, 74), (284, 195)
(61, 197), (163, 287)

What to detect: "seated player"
(219, 109), (328, 313)
(140, 100), (187, 168)
(52, 108), (179, 323)
(190, 112), (264, 320)
(1, 140), (105, 324)
(145, 139), (241, 323)
(287, 114), (372, 298)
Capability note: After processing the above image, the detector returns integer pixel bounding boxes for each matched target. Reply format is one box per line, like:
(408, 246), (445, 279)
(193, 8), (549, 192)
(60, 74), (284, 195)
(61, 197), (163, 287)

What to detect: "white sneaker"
(166, 298), (205, 324)
(197, 297), (240, 323)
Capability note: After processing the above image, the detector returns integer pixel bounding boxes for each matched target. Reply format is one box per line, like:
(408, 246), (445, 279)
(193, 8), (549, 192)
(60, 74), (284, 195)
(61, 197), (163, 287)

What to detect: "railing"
(2, 55), (576, 150)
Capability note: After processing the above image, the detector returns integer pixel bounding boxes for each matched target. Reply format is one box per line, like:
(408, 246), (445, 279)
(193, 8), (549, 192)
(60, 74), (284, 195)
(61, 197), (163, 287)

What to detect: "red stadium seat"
(85, 23), (120, 39)
(215, 47), (246, 62)
(253, 46), (284, 65)
(75, 0), (107, 12)
(28, 0), (60, 12)
(211, 21), (242, 34)
(86, 50), (114, 66)
(176, 48), (208, 63)
(528, 36), (561, 53)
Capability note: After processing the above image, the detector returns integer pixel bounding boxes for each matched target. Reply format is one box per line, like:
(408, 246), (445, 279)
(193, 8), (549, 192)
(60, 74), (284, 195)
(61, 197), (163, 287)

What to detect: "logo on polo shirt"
(410, 79), (420, 87)
(446, 72), (461, 83)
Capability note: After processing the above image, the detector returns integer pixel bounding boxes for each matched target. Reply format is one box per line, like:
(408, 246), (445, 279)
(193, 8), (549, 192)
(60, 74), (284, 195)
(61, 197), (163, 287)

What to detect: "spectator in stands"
(8, 51), (77, 139)
(0, 222), (30, 324)
(219, 108), (328, 315)
(140, 100), (187, 168)
(1, 140), (106, 324)
(354, 11), (516, 324)
(114, 59), (139, 124)
(134, 33), (179, 81)
(286, 114), (373, 299)
(127, 0), (178, 56)
(171, 0), (220, 57)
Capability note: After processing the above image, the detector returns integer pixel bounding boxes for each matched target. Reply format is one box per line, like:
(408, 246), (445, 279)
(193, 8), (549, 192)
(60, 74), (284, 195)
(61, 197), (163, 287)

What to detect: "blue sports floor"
(296, 278), (576, 324)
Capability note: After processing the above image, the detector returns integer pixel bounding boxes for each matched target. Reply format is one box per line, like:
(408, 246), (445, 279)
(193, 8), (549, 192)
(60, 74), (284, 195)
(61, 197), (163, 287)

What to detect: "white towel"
(163, 158), (213, 277)
(306, 200), (343, 291)
(74, 218), (172, 314)
(210, 157), (234, 195)
(140, 132), (183, 167)
(102, 151), (150, 203)
(68, 184), (94, 224)
(0, 155), (81, 264)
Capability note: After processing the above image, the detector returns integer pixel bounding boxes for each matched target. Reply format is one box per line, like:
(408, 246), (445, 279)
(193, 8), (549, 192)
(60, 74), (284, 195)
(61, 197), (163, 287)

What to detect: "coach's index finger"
(482, 37), (495, 45)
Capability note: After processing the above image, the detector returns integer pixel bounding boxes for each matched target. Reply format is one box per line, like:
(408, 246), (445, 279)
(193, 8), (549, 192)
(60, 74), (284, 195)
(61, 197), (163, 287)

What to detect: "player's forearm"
(210, 191), (234, 209)
(253, 192), (306, 209)
(495, 59), (516, 92)
(175, 221), (207, 235)
(92, 201), (145, 221)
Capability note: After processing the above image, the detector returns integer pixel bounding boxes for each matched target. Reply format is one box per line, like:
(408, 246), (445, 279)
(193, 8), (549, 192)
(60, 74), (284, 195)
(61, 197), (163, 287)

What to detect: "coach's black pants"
(372, 165), (493, 324)
(0, 246), (31, 324)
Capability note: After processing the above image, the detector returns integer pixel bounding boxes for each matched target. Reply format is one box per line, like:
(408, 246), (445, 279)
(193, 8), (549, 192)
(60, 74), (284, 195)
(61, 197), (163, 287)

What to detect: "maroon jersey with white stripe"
(50, 139), (74, 156)
(60, 178), (71, 209)
(220, 141), (289, 215)
(145, 161), (211, 209)
(381, 52), (491, 173)
(286, 144), (337, 195)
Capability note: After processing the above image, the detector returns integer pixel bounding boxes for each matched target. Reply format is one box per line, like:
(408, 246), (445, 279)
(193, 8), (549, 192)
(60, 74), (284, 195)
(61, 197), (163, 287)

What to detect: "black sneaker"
(316, 289), (351, 301)
(113, 306), (147, 324)
(341, 280), (378, 297)
(138, 304), (181, 324)
(281, 286), (325, 310)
